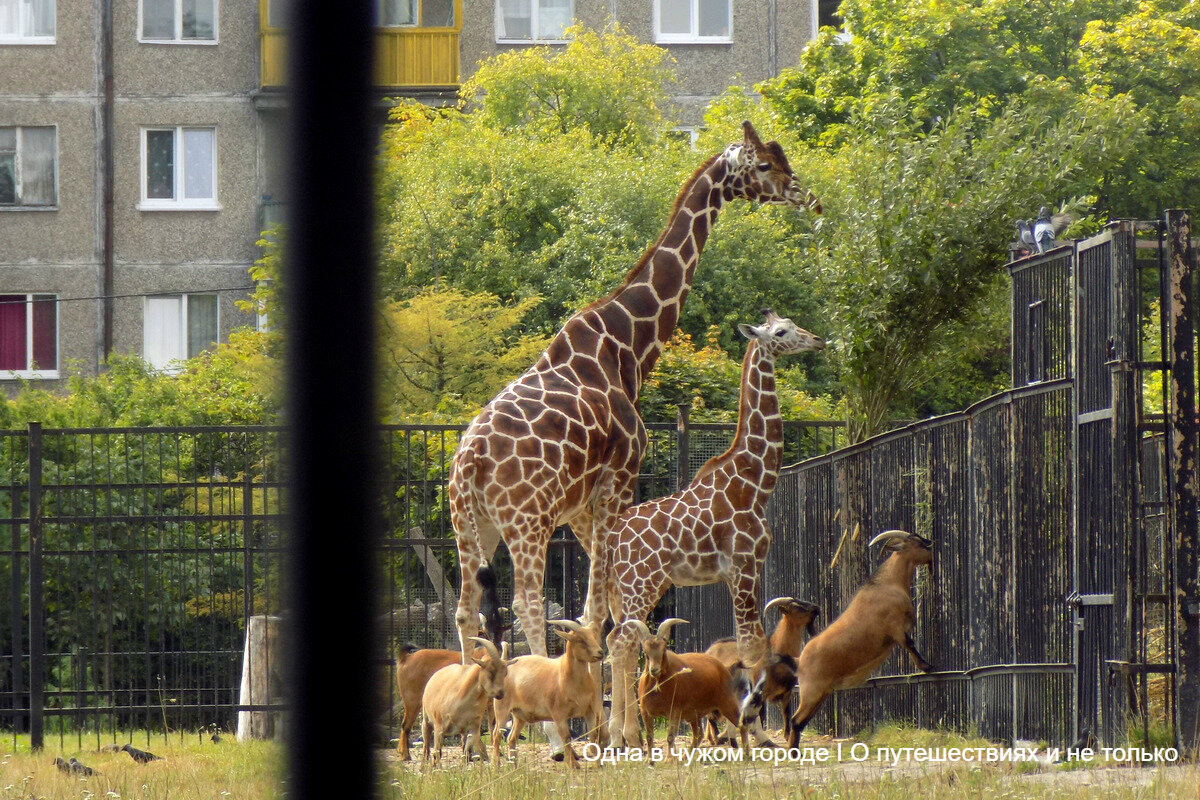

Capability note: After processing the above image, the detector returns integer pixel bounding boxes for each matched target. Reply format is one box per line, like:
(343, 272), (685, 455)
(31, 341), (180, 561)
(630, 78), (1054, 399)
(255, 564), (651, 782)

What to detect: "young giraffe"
(451, 123), (821, 670)
(605, 310), (825, 748)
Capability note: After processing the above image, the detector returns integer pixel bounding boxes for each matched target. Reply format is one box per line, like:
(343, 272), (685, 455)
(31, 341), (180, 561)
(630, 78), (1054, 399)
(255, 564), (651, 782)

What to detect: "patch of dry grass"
(3, 730), (1195, 800)
(0, 735), (281, 800)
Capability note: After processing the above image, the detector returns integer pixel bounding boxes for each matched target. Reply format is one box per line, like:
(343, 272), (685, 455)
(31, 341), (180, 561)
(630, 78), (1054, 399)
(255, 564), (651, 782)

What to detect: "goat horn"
(547, 618), (585, 632)
(500, 641), (510, 661)
(626, 620), (653, 640)
(468, 636), (501, 663)
(764, 597), (797, 613)
(656, 618), (689, 641)
(868, 529), (912, 548)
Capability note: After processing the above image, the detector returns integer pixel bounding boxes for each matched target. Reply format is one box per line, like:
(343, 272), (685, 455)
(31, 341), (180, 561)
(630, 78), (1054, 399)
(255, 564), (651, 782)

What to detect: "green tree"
(641, 328), (834, 423)
(761, 0), (1200, 216)
(799, 101), (1138, 440)
(378, 287), (550, 421)
(460, 24), (677, 145)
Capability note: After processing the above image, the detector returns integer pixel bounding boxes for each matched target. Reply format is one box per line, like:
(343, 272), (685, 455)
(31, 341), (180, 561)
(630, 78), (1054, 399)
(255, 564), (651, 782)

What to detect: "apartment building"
(2, 0), (825, 389)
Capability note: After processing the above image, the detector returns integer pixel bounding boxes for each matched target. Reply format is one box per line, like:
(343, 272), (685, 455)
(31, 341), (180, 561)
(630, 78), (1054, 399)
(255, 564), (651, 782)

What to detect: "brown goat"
(420, 637), (510, 763)
(492, 620), (605, 767)
(783, 530), (935, 748)
(705, 597), (818, 744)
(705, 596), (819, 668)
(396, 644), (492, 760)
(632, 619), (748, 754)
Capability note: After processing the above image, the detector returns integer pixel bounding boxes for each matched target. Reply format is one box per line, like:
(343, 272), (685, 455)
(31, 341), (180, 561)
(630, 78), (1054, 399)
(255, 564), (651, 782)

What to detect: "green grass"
(0, 734), (281, 800)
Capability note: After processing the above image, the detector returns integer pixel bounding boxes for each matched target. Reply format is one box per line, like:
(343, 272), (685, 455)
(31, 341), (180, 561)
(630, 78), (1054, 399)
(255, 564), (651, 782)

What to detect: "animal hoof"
(551, 751), (565, 762)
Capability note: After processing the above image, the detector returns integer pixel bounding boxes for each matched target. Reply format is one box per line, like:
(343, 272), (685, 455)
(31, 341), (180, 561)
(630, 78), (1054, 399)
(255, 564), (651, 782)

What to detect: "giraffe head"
(737, 308), (826, 356)
(722, 121), (822, 212)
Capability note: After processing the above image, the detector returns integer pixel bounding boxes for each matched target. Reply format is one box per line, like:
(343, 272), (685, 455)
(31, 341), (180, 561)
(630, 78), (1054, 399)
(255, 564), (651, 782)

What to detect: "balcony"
(259, 0), (462, 90)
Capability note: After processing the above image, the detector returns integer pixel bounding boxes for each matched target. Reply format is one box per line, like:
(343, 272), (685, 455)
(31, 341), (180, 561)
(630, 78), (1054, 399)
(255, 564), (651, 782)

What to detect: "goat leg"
(903, 634), (934, 672)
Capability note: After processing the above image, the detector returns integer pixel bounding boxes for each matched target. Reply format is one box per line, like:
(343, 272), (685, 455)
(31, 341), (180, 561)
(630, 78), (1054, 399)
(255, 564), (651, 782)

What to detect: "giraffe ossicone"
(448, 123), (821, 692)
(605, 309), (826, 750)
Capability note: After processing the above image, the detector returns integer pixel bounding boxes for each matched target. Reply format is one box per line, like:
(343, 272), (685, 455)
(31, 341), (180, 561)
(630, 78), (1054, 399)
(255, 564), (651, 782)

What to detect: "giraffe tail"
(476, 564), (508, 646)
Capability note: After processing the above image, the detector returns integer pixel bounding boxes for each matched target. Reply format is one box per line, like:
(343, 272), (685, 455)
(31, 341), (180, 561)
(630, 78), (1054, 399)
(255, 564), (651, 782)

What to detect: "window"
(0, 126), (56, 207)
(0, 0), (54, 43)
(668, 126), (700, 149)
(140, 0), (216, 43)
(0, 294), (57, 378)
(817, 0), (842, 31)
(496, 0), (572, 42)
(378, 0), (416, 26)
(140, 126), (218, 210)
(144, 294), (218, 371)
(654, 0), (730, 43)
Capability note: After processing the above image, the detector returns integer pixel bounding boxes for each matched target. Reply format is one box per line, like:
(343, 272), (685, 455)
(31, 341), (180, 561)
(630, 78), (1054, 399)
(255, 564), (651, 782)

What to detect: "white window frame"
(142, 293), (220, 373)
(0, 124), (58, 210)
(670, 126), (701, 149)
(494, 0), (573, 44)
(0, 0), (56, 44)
(137, 0), (219, 45)
(138, 126), (220, 211)
(653, 0), (732, 44)
(0, 293), (59, 380)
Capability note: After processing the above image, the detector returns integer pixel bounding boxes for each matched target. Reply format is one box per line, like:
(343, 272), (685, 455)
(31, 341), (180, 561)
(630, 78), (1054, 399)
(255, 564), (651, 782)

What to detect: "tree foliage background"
(4, 9), (1199, 438)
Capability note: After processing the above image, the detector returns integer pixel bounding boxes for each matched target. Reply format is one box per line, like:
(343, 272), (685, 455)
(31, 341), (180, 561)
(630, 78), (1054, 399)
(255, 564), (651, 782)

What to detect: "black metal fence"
(674, 381), (1074, 744)
(0, 417), (842, 749)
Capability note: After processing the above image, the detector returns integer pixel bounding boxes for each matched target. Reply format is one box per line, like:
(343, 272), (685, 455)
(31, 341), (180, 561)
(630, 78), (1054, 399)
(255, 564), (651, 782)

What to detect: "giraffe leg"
(453, 542), (484, 666)
(569, 512), (611, 746)
(606, 621), (644, 748)
(510, 532), (567, 753)
(727, 566), (775, 746)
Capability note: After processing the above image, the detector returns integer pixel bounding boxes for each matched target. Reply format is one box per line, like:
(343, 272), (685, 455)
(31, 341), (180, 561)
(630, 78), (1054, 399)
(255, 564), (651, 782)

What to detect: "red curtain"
(32, 295), (56, 370)
(0, 295), (27, 370)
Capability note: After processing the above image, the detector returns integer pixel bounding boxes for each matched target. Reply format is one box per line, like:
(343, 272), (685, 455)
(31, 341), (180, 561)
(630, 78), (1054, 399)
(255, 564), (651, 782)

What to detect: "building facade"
(2, 0), (822, 390)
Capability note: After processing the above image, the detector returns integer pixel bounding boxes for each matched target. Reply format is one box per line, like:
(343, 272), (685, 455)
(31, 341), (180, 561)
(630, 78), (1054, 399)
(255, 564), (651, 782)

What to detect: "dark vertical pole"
(285, 0), (378, 797)
(27, 422), (43, 750)
(676, 404), (690, 490)
(9, 458), (24, 735)
(1110, 222), (1136, 726)
(100, 0), (114, 358)
(1167, 209), (1200, 754)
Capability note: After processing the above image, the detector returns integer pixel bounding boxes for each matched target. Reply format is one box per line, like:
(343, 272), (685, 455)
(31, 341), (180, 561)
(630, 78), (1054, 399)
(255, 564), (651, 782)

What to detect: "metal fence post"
(243, 473), (254, 627)
(1167, 209), (1200, 754)
(27, 422), (43, 750)
(676, 404), (690, 490)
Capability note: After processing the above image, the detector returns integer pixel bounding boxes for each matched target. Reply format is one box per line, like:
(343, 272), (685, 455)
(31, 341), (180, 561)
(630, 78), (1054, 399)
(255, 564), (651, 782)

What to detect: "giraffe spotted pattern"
(605, 310), (826, 749)
(450, 124), (821, 687)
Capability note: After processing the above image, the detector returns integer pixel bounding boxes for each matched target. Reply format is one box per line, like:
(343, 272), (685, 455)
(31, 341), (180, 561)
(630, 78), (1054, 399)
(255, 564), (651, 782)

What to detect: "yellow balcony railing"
(259, 0), (462, 89)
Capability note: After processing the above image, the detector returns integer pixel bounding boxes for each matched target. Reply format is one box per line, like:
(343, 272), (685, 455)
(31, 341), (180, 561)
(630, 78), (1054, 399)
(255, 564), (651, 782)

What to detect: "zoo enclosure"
(2, 215), (1197, 753)
(672, 214), (1199, 751)
(0, 416), (842, 749)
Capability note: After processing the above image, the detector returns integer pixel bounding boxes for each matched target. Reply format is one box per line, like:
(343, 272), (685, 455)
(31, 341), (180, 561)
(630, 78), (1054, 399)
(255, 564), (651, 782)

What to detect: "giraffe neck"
(580, 153), (733, 398)
(730, 340), (782, 479)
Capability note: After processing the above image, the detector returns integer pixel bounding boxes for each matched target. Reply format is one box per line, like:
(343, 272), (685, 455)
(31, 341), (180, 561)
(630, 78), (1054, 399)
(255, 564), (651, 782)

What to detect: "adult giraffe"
(450, 122), (820, 667)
